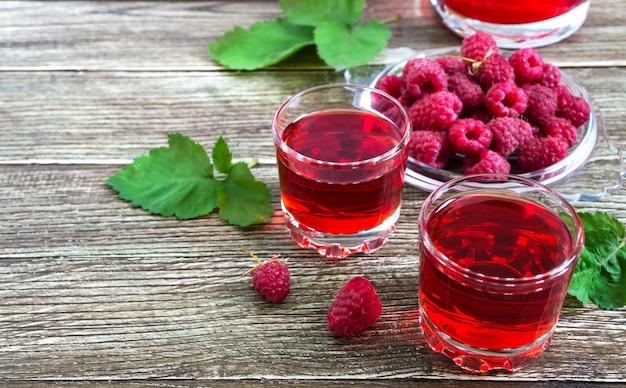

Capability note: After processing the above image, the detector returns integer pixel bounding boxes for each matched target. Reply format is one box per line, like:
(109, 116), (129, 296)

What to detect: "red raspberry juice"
(442, 0), (587, 24)
(419, 193), (576, 351)
(277, 110), (407, 235)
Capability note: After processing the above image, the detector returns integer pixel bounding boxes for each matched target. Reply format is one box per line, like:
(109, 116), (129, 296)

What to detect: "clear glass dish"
(366, 47), (625, 202)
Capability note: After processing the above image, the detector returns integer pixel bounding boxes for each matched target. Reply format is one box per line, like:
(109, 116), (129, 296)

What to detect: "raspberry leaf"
(568, 212), (626, 310)
(314, 20), (391, 69)
(106, 133), (218, 220)
(280, 0), (364, 27)
(217, 162), (274, 226)
(209, 19), (314, 70)
(107, 134), (273, 227)
(212, 136), (233, 175)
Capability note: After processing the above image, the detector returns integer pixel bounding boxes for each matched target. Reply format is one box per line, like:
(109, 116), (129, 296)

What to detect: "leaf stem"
(241, 246), (262, 263)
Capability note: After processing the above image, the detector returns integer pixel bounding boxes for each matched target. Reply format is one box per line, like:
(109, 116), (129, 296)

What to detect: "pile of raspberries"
(376, 32), (591, 174)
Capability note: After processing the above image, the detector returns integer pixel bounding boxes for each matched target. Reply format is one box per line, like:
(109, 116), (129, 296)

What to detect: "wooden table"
(1, 1), (625, 386)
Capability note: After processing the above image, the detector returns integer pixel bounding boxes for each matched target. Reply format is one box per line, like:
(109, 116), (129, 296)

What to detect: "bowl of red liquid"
(371, 47), (625, 202)
(430, 0), (590, 48)
(418, 173), (584, 373)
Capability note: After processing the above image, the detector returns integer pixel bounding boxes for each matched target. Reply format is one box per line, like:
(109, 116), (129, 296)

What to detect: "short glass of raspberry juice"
(418, 174), (584, 373)
(430, 0), (590, 48)
(272, 84), (412, 259)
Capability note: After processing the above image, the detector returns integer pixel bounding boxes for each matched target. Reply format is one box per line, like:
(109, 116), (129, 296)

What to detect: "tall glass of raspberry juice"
(418, 174), (584, 373)
(430, 0), (590, 48)
(272, 84), (411, 259)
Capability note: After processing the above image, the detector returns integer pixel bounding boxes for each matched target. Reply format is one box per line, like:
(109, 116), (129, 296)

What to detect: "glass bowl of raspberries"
(371, 33), (625, 201)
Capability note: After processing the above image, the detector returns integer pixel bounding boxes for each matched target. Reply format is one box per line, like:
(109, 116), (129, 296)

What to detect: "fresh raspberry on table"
(518, 136), (569, 172)
(484, 81), (529, 118)
(404, 58), (448, 99)
(488, 116), (533, 156)
(460, 31), (498, 62)
(447, 72), (484, 113)
(556, 85), (591, 127)
(542, 116), (578, 147)
(475, 52), (516, 89)
(463, 148), (511, 175)
(448, 118), (492, 155)
(539, 63), (562, 88)
(376, 74), (404, 99)
(245, 250), (290, 304)
(523, 84), (558, 125)
(327, 276), (382, 338)
(509, 47), (545, 84)
(409, 90), (462, 132)
(436, 55), (467, 75)
(408, 130), (452, 169)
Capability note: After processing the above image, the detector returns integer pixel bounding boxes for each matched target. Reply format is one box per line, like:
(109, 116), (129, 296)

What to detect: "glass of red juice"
(272, 84), (412, 259)
(430, 0), (590, 48)
(418, 174), (584, 373)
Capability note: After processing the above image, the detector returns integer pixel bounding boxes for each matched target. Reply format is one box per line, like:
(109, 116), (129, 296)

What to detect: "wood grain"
(0, 67), (624, 163)
(1, 0), (625, 385)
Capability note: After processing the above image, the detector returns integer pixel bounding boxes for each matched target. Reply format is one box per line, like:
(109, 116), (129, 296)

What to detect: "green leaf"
(217, 162), (274, 227)
(213, 136), (233, 174)
(209, 18), (315, 70)
(314, 20), (391, 69)
(106, 133), (218, 220)
(280, 0), (365, 26)
(568, 211), (626, 310)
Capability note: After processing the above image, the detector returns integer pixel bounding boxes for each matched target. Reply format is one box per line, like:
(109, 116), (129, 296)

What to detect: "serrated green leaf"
(280, 0), (365, 27)
(209, 18), (314, 70)
(568, 211), (626, 310)
(314, 20), (391, 69)
(217, 162), (274, 227)
(106, 133), (218, 220)
(213, 136), (233, 174)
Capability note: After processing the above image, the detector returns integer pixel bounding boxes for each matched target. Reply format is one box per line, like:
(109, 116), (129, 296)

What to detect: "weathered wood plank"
(1, 67), (625, 163)
(0, 0), (624, 70)
(1, 164), (625, 381)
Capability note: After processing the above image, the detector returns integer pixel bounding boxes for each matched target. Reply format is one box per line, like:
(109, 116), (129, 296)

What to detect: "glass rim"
(272, 83), (412, 168)
(418, 173), (585, 285)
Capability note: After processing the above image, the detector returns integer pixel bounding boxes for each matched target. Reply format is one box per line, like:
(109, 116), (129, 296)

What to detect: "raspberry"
(404, 58), (448, 99)
(327, 276), (382, 338)
(488, 116), (533, 156)
(539, 63), (562, 88)
(518, 136), (569, 172)
(484, 82), (528, 118)
(542, 116), (578, 147)
(436, 55), (467, 75)
(509, 47), (544, 84)
(401, 57), (429, 78)
(448, 118), (492, 155)
(447, 72), (484, 113)
(408, 130), (451, 169)
(556, 86), (591, 127)
(409, 91), (462, 132)
(376, 74), (403, 99)
(470, 106), (494, 123)
(523, 84), (557, 124)
(475, 52), (516, 89)
(398, 92), (416, 109)
(460, 31), (498, 62)
(245, 250), (290, 304)
(463, 149), (511, 175)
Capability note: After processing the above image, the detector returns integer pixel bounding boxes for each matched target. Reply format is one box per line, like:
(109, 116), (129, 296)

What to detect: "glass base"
(282, 206), (400, 259)
(419, 307), (553, 373)
(430, 0), (590, 48)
